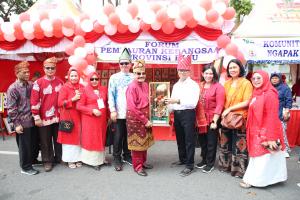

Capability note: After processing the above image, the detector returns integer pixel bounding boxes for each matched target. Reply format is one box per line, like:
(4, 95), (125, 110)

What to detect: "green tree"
(230, 0), (253, 33)
(0, 0), (37, 21)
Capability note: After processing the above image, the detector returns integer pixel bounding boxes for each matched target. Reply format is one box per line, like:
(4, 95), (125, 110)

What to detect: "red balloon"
(225, 43), (238, 56)
(75, 59), (88, 70)
(62, 17), (75, 29)
(156, 9), (168, 23)
(237, 51), (246, 64)
(200, 0), (212, 11)
(93, 22), (104, 33)
(103, 4), (115, 16)
(117, 23), (128, 33)
(162, 21), (175, 34)
(180, 6), (193, 21)
(52, 19), (62, 31)
(13, 22), (24, 40)
(140, 22), (151, 31)
(0, 32), (4, 41)
(86, 54), (96, 65)
(53, 29), (63, 38)
(73, 35), (86, 47)
(65, 44), (75, 56)
(217, 35), (231, 48)
(39, 11), (49, 20)
(108, 13), (120, 25)
(206, 9), (219, 23)
(74, 25), (86, 36)
(186, 19), (198, 28)
(33, 22), (44, 39)
(19, 12), (30, 22)
(150, 2), (162, 13)
(127, 3), (139, 18)
(222, 7), (236, 20)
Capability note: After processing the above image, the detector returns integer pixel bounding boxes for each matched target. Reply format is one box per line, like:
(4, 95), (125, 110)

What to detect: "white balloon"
(167, 4), (180, 19)
(151, 21), (162, 30)
(119, 11), (133, 26)
(84, 65), (96, 75)
(104, 23), (117, 35)
(62, 27), (74, 37)
(1, 22), (15, 34)
(23, 32), (34, 40)
(128, 20), (140, 33)
(4, 34), (16, 42)
(214, 2), (227, 15)
(142, 10), (156, 24)
(44, 31), (53, 38)
(97, 14), (108, 26)
(174, 18), (186, 29)
(74, 47), (88, 58)
(29, 12), (40, 23)
(10, 14), (20, 24)
(193, 6), (206, 22)
(68, 55), (78, 65)
(40, 19), (53, 32)
(0, 17), (4, 24)
(21, 21), (34, 34)
(80, 19), (93, 32)
(212, 17), (224, 29)
(84, 43), (94, 54)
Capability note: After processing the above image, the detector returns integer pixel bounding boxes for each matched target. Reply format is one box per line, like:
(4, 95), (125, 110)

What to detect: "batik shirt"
(7, 80), (34, 128)
(108, 71), (134, 119)
(31, 76), (63, 126)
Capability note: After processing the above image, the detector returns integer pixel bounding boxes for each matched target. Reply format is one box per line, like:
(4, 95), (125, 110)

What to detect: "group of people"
(6, 48), (294, 188)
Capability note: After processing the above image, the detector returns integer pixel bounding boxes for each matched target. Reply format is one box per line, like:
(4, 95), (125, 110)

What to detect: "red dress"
(77, 85), (108, 151)
(57, 82), (83, 145)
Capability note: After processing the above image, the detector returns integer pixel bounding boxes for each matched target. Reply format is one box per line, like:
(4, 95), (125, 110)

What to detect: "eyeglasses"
(45, 67), (55, 70)
(178, 70), (189, 73)
(135, 72), (146, 76)
(120, 62), (130, 66)
(90, 78), (99, 81)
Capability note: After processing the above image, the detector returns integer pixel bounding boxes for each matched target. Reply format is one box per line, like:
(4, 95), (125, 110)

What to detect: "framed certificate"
(149, 82), (170, 126)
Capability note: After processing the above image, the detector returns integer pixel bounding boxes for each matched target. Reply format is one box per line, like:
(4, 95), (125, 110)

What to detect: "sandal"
(68, 162), (77, 169)
(239, 182), (252, 189)
(75, 162), (82, 168)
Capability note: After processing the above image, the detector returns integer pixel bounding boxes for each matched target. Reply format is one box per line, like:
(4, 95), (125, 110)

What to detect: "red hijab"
(249, 70), (278, 127)
(87, 72), (101, 90)
(65, 67), (81, 90)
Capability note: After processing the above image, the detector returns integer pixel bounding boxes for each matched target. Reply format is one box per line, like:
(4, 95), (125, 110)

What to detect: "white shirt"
(169, 77), (200, 111)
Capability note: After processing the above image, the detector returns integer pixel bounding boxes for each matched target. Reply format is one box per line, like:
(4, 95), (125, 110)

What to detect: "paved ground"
(0, 136), (299, 200)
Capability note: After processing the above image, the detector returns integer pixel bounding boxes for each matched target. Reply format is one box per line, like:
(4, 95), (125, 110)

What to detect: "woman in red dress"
(57, 68), (83, 169)
(77, 72), (108, 170)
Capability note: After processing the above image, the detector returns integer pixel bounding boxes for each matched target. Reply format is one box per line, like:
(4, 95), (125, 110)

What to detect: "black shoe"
(32, 159), (43, 167)
(171, 161), (185, 167)
(21, 168), (39, 175)
(179, 168), (193, 177)
(136, 169), (148, 176)
(93, 165), (101, 171)
(122, 157), (133, 166)
(143, 163), (153, 169)
(195, 161), (206, 169)
(202, 166), (214, 173)
(113, 159), (123, 171)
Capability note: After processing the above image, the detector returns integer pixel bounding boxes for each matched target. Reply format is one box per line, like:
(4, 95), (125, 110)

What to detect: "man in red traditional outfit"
(126, 60), (154, 176)
(31, 57), (63, 172)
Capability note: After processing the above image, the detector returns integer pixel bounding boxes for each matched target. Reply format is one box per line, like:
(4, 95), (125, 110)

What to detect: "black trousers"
(113, 119), (131, 161)
(38, 123), (61, 163)
(198, 127), (218, 168)
(16, 127), (38, 170)
(174, 109), (196, 169)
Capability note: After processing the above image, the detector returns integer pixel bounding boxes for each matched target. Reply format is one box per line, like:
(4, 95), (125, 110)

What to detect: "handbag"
(221, 112), (244, 129)
(58, 104), (74, 133)
(105, 121), (115, 147)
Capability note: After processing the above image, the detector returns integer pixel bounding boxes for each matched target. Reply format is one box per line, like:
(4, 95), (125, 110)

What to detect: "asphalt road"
(0, 136), (299, 200)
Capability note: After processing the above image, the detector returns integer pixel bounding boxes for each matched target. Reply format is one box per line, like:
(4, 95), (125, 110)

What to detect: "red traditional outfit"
(57, 68), (83, 163)
(76, 72), (108, 167)
(30, 57), (64, 167)
(126, 61), (154, 173)
(243, 70), (287, 187)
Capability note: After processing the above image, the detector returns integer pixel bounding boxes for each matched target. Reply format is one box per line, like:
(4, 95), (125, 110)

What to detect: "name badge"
(97, 98), (105, 109)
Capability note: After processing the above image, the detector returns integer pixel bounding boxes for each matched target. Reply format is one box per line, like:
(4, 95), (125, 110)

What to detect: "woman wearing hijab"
(126, 60), (154, 176)
(240, 70), (287, 188)
(77, 72), (108, 170)
(57, 68), (83, 169)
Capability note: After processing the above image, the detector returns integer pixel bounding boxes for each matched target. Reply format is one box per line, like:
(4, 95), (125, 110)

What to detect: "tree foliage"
(230, 0), (253, 24)
(0, 0), (36, 21)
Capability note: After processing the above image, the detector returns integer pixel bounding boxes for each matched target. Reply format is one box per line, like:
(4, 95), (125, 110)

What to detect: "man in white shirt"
(165, 54), (200, 177)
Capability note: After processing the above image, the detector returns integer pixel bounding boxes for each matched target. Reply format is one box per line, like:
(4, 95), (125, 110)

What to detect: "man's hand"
(15, 125), (23, 134)
(110, 111), (117, 122)
(164, 98), (179, 105)
(34, 119), (43, 127)
(93, 109), (102, 117)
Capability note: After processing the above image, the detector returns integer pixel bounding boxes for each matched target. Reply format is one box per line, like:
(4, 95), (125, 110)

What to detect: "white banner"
(233, 37), (300, 63)
(95, 34), (218, 64)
